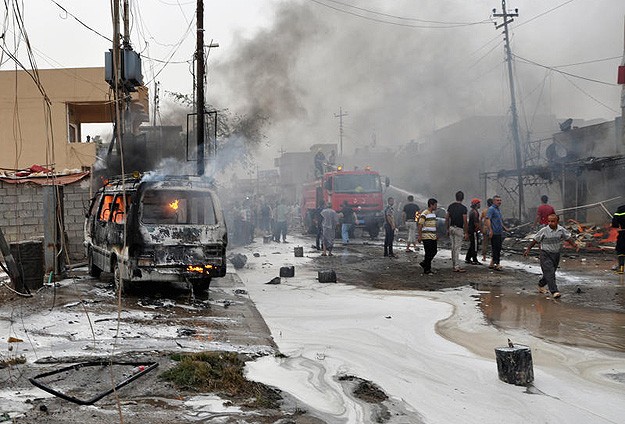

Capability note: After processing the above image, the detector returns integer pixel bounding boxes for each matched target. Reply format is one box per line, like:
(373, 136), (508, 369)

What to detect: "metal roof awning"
(0, 171), (89, 186)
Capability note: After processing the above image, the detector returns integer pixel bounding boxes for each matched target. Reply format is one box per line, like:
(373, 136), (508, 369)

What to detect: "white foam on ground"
(237, 236), (625, 424)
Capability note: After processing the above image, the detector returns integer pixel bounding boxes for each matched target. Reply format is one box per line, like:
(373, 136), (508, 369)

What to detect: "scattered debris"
(294, 246), (304, 257)
(495, 344), (534, 386)
(318, 270), (337, 283)
(234, 289), (248, 295)
(29, 361), (158, 405)
(177, 328), (197, 337)
(279, 266), (295, 278)
(266, 277), (281, 285)
(253, 252), (261, 257)
(137, 298), (175, 309)
(230, 254), (248, 269)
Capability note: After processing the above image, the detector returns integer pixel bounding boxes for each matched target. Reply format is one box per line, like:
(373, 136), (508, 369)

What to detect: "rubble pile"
(501, 219), (617, 254)
(562, 220), (618, 252)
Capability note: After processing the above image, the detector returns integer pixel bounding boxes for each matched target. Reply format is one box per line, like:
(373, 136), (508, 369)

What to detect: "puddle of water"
(473, 284), (625, 353)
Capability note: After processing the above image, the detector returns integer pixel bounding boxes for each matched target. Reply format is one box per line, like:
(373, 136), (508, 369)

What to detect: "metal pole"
(196, 0), (205, 176)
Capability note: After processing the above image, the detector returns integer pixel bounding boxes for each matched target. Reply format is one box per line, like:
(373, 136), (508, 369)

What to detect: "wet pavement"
(475, 281), (625, 352)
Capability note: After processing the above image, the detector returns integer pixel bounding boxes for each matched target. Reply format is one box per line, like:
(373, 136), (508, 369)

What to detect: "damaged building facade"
(0, 67), (148, 264)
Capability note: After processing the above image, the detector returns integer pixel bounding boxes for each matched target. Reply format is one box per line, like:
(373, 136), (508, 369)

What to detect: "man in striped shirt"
(417, 198), (438, 275)
(523, 214), (571, 299)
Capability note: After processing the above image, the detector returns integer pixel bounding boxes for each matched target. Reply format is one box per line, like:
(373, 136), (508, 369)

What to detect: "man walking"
(446, 191), (468, 272)
(465, 198), (481, 265)
(418, 198), (438, 274)
(612, 204), (625, 274)
(402, 195), (420, 252)
(320, 203), (340, 256)
(524, 214), (571, 298)
(534, 195), (556, 228)
(383, 197), (397, 257)
(485, 195), (508, 270)
(274, 199), (290, 243)
(339, 200), (357, 244)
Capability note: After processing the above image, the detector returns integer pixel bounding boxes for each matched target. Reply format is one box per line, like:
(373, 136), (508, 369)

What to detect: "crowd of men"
(229, 189), (625, 299)
(374, 192), (625, 299)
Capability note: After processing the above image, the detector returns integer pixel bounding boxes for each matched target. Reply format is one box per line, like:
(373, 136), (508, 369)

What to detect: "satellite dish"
(546, 143), (568, 163)
(559, 118), (573, 132)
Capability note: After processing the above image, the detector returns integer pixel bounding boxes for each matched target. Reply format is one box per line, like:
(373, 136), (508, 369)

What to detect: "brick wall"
(0, 178), (92, 262)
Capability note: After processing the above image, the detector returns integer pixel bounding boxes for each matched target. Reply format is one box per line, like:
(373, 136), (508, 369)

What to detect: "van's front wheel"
(113, 260), (132, 294)
(191, 278), (211, 293)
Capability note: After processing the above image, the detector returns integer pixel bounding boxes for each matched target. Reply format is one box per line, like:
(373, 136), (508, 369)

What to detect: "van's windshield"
(141, 189), (217, 225)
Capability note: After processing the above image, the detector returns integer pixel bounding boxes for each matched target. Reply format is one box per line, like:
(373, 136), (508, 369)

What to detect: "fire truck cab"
(84, 174), (227, 293)
(301, 167), (388, 238)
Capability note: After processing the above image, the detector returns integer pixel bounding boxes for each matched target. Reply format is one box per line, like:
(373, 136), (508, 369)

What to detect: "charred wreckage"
(84, 173), (228, 293)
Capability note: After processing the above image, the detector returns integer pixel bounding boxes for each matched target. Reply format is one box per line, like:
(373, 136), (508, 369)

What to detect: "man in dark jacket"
(613, 204), (625, 274)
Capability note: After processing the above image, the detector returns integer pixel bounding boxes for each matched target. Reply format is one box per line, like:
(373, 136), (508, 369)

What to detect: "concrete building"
(0, 67), (148, 172)
(0, 67), (148, 265)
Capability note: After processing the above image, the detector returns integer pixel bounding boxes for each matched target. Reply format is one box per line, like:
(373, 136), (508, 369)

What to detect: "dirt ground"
(1, 232), (623, 423)
(308, 236), (624, 312)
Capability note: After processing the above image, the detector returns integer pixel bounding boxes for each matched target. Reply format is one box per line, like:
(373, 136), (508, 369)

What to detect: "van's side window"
(99, 194), (115, 222)
(112, 194), (131, 224)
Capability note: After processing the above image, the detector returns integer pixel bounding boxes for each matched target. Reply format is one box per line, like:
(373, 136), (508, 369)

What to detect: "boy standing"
(523, 214), (571, 298)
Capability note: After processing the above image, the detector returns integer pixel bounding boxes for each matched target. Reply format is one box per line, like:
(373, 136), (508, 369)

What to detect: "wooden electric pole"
(493, 0), (525, 220)
(196, 0), (206, 176)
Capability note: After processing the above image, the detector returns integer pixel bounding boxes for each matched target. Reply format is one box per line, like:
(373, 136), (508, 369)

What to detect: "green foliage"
(161, 351), (281, 409)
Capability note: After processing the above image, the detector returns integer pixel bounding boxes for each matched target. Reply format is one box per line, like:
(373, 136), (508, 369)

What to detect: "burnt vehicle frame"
(84, 174), (227, 292)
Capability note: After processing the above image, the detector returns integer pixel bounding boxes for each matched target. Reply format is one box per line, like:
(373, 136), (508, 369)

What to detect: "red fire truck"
(301, 166), (388, 238)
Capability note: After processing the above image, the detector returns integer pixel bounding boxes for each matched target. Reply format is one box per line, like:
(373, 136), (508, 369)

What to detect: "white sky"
(1, 1), (625, 153)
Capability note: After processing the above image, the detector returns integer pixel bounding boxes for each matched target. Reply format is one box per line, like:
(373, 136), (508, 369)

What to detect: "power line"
(514, 54), (617, 86)
(49, 0), (111, 42)
(552, 56), (621, 69)
(319, 0), (490, 25)
(560, 73), (619, 114)
(513, 0), (575, 29)
(308, 0), (491, 29)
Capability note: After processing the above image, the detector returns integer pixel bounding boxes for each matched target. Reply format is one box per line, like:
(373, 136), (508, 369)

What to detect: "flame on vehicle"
(187, 264), (214, 273)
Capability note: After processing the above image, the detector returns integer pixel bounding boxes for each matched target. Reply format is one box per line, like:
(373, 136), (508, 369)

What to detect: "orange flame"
(169, 199), (179, 210)
(187, 265), (203, 272)
(187, 264), (214, 273)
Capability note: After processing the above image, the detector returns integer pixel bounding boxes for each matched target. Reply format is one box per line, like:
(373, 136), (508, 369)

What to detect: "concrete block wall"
(0, 178), (92, 262)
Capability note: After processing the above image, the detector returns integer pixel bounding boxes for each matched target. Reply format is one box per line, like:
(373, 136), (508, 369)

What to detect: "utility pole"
(493, 0), (525, 220)
(334, 107), (348, 157)
(112, 1), (123, 149)
(618, 16), (625, 146)
(196, 0), (205, 176)
(152, 81), (160, 125)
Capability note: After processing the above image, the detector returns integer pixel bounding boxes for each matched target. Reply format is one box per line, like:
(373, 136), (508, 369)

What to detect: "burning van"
(84, 174), (227, 292)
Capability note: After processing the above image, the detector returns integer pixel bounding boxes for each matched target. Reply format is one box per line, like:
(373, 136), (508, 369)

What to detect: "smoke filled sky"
(2, 0), (624, 163)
